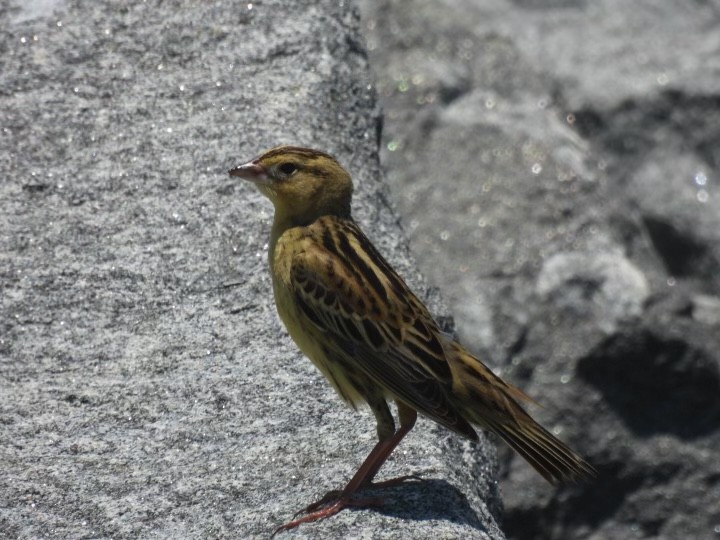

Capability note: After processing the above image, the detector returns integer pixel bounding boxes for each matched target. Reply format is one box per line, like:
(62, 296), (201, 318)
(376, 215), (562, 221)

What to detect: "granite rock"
(358, 0), (720, 538)
(0, 1), (503, 538)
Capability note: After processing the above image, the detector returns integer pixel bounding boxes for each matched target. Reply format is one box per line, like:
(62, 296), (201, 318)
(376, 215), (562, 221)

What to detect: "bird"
(228, 145), (595, 534)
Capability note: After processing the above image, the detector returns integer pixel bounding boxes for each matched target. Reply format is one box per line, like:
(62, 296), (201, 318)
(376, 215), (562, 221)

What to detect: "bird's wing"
(289, 217), (477, 440)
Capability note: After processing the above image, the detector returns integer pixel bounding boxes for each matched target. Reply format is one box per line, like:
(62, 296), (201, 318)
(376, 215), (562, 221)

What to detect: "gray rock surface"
(0, 0), (503, 538)
(358, 0), (720, 538)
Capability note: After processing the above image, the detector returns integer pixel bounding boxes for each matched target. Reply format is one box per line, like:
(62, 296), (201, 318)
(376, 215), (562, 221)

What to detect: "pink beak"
(228, 161), (269, 183)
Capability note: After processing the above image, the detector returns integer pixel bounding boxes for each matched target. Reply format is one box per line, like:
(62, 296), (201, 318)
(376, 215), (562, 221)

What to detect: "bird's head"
(229, 146), (353, 226)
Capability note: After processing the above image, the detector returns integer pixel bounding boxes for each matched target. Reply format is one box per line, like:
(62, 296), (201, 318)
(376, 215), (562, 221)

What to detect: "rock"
(0, 1), (502, 538)
(628, 152), (720, 294)
(358, 0), (720, 538)
(692, 295), (720, 327)
(536, 251), (649, 334)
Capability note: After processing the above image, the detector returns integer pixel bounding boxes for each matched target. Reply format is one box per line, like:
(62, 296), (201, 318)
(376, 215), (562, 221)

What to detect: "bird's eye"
(277, 162), (298, 176)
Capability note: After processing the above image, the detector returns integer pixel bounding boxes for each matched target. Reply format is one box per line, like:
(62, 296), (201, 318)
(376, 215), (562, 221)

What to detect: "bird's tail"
(446, 342), (596, 484)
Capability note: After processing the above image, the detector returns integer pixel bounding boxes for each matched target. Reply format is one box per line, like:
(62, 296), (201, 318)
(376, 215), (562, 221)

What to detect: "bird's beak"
(228, 161), (270, 184)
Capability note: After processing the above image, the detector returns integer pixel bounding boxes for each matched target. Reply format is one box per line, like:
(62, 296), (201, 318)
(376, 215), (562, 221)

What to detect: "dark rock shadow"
(643, 215), (716, 281)
(348, 478), (488, 532)
(504, 462), (645, 539)
(577, 328), (720, 439)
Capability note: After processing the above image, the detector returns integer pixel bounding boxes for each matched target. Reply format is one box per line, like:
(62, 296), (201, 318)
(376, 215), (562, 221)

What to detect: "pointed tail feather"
(446, 343), (595, 484)
(487, 416), (596, 484)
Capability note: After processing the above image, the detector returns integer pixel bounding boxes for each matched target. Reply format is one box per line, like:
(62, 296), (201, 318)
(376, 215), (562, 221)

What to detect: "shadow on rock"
(352, 478), (489, 532)
(577, 328), (720, 439)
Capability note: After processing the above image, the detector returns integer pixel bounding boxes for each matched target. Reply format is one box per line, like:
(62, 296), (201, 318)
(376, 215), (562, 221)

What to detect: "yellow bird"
(229, 146), (595, 533)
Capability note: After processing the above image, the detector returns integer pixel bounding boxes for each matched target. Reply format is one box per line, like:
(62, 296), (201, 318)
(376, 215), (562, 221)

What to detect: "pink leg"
(272, 405), (418, 536)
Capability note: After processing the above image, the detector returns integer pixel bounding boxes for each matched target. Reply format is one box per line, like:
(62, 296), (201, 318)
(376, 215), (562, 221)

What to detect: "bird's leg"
(300, 401), (419, 512)
(359, 402), (419, 489)
(291, 396), (398, 516)
(273, 402), (418, 535)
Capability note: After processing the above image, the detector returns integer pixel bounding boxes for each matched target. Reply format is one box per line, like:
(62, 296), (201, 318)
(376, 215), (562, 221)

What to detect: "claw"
(292, 474), (423, 518)
(272, 496), (384, 537)
(294, 490), (342, 517)
(275, 474), (424, 535)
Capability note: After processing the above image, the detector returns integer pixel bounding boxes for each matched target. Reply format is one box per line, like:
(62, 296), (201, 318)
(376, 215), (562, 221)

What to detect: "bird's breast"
(269, 236), (367, 407)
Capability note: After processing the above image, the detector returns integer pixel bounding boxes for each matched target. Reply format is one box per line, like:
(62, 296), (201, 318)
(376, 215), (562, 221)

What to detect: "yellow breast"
(269, 227), (365, 406)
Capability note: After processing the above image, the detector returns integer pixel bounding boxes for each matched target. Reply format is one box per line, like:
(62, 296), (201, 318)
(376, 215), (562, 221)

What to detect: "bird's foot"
(273, 495), (384, 536)
(296, 474), (423, 516)
(273, 475), (424, 535)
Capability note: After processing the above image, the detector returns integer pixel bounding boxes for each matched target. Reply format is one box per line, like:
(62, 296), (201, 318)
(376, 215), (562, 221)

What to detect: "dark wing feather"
(447, 342), (596, 483)
(290, 217), (477, 440)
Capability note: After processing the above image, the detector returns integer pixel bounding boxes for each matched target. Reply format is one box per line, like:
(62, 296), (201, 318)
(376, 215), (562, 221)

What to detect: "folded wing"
(289, 217), (477, 440)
